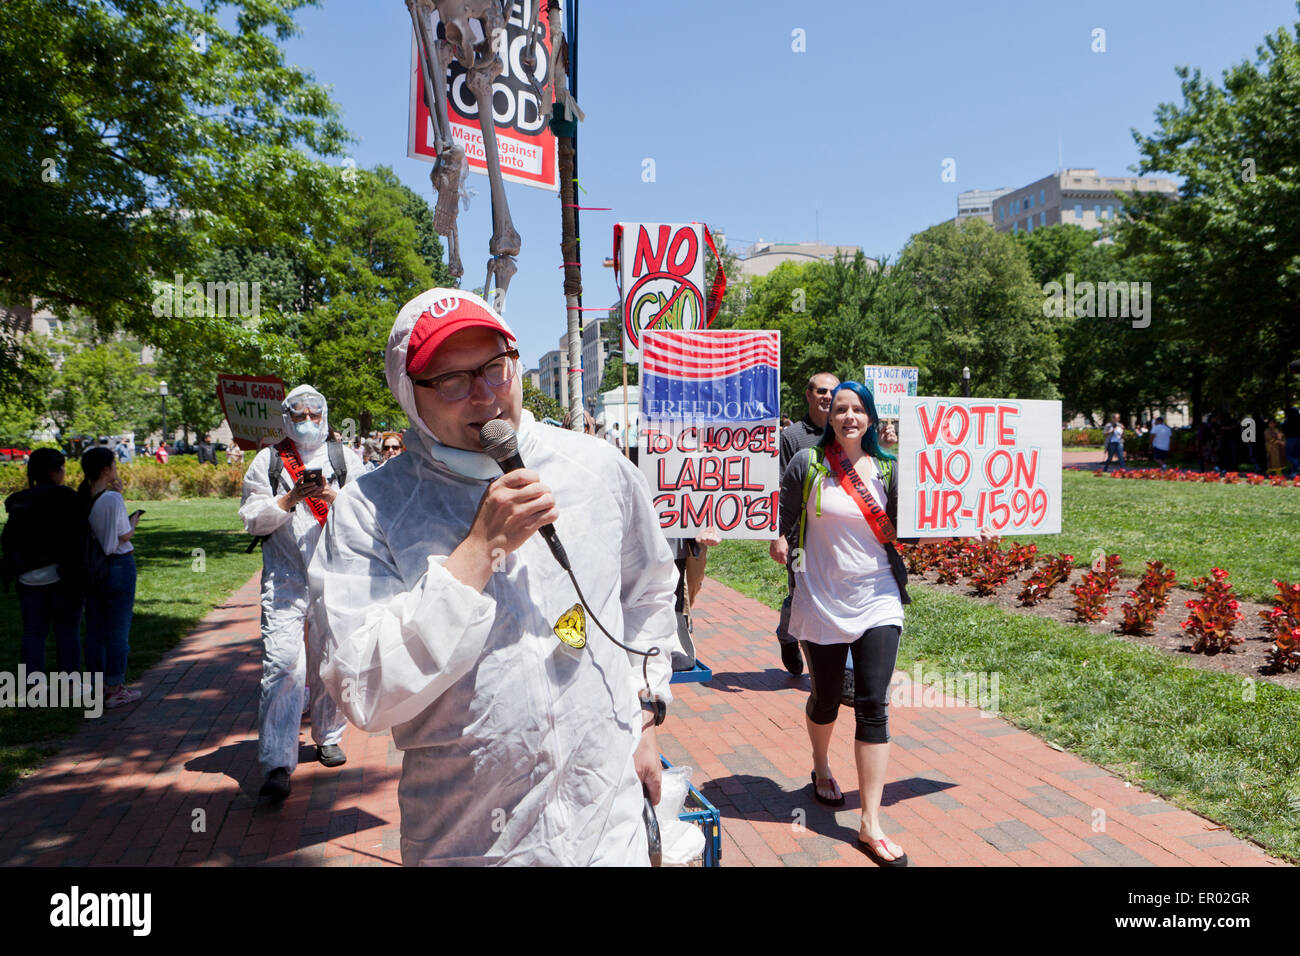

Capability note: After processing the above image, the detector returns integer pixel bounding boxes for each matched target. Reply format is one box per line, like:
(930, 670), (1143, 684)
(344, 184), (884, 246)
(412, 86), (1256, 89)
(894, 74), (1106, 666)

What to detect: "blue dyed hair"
(816, 381), (896, 461)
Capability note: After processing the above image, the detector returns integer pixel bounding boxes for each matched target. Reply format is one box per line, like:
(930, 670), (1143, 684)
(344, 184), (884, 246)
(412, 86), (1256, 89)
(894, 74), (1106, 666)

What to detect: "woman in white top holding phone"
(80, 447), (143, 708)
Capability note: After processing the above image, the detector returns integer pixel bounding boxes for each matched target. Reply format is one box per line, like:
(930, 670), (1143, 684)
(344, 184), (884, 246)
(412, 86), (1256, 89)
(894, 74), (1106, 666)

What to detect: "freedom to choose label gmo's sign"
(896, 397), (1062, 537)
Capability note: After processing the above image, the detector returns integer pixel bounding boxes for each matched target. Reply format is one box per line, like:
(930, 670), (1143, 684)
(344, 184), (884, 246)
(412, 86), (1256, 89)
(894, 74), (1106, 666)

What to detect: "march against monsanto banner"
(217, 375), (286, 451)
(863, 365), (918, 419)
(616, 223), (708, 358)
(896, 397), (1062, 537)
(639, 330), (781, 539)
(406, 1), (558, 191)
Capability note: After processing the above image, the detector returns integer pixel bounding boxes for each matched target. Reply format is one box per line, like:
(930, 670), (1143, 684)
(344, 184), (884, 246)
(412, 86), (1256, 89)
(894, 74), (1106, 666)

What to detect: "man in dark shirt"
(771, 372), (838, 675)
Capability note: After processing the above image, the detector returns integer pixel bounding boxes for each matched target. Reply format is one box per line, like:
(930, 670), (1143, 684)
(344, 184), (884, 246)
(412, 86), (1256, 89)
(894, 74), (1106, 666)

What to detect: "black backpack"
(246, 442), (349, 552)
(83, 490), (111, 590)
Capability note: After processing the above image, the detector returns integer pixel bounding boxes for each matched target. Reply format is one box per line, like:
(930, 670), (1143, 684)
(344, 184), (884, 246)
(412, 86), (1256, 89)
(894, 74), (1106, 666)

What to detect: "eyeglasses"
(288, 408), (323, 422)
(382, 444), (401, 451)
(411, 349), (519, 400)
(809, 387), (833, 396)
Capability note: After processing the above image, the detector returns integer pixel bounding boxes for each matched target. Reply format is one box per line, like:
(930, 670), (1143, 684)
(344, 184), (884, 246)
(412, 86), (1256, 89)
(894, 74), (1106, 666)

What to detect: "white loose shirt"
(89, 491), (132, 557)
(789, 460), (904, 645)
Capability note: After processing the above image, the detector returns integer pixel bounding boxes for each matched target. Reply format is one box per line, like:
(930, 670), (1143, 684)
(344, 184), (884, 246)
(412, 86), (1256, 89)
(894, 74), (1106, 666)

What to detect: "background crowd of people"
(2, 447), (144, 707)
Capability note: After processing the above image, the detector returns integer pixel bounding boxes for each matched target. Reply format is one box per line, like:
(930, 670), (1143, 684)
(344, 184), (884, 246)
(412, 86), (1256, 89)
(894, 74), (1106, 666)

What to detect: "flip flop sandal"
(811, 771), (845, 807)
(857, 836), (908, 868)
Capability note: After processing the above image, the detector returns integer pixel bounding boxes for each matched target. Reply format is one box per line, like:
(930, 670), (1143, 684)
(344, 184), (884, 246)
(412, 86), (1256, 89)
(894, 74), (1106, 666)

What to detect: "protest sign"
(863, 365), (918, 419)
(406, 1), (558, 191)
(896, 397), (1062, 537)
(217, 375), (287, 451)
(616, 223), (709, 358)
(640, 330), (780, 538)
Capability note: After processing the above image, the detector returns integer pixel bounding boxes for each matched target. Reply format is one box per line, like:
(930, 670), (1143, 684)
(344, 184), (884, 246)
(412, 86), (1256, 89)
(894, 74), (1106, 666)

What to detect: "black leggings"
(802, 625), (902, 744)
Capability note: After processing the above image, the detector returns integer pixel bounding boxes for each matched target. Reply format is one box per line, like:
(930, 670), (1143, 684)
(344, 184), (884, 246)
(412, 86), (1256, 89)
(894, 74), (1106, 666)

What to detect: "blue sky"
(281, 0), (1299, 368)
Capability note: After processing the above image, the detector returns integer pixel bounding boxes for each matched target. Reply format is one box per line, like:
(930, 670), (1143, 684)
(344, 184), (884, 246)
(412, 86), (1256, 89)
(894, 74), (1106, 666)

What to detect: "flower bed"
(899, 538), (1298, 685)
(1082, 467), (1300, 487)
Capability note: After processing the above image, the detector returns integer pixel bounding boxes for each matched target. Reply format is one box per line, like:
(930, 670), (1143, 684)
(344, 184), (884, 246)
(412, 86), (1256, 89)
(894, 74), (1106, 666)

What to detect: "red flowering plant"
(1070, 555), (1119, 623)
(931, 539), (965, 585)
(1119, 561), (1178, 636)
(970, 542), (1016, 596)
(1018, 553), (1074, 605)
(1180, 568), (1245, 654)
(1005, 543), (1039, 573)
(1260, 580), (1300, 673)
(1070, 572), (1111, 622)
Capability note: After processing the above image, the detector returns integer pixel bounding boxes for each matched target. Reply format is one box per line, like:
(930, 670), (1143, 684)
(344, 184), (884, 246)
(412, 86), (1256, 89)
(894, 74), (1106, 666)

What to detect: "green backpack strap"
(797, 447), (825, 553)
(876, 455), (893, 489)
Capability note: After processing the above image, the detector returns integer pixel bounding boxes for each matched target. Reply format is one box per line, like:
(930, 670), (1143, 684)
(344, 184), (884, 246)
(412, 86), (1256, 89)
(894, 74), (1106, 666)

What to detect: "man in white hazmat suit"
(308, 288), (679, 865)
(240, 385), (364, 800)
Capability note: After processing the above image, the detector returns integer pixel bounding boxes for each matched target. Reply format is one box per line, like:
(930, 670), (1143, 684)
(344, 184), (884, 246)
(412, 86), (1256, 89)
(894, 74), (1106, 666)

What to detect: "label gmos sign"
(896, 397), (1062, 537)
(639, 330), (781, 538)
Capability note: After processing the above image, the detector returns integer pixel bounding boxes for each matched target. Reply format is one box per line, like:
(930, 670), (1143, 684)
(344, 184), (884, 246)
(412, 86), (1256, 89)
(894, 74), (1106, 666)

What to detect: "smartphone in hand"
(130, 509), (145, 521)
(301, 468), (323, 486)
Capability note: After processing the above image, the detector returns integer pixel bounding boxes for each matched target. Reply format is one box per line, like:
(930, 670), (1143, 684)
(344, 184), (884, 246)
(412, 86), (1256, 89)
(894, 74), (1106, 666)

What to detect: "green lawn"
(0, 497), (262, 793)
(1009, 469), (1300, 601)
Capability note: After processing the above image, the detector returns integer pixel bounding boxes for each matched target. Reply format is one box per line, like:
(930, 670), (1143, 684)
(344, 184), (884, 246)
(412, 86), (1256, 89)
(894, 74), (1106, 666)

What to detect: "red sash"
(823, 442), (897, 546)
(276, 438), (329, 527)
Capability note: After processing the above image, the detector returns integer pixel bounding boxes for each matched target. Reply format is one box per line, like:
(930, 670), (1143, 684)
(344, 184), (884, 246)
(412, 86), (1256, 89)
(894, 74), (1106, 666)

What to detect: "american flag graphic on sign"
(640, 330), (781, 422)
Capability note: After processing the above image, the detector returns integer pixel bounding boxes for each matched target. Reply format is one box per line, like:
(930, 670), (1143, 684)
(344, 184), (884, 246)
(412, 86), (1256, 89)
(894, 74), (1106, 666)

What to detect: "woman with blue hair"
(772, 380), (912, 866)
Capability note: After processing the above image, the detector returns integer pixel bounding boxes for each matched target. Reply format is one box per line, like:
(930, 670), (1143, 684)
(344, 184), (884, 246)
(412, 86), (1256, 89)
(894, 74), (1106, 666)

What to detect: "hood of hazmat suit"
(308, 288), (679, 866)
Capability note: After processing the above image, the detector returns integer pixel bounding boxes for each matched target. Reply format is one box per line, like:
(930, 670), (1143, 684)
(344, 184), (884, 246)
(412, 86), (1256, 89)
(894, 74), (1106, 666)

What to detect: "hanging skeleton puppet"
(407, 0), (571, 311)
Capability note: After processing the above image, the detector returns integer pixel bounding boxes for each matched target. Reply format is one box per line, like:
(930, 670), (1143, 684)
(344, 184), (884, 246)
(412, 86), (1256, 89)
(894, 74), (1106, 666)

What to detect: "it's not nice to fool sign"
(896, 397), (1062, 537)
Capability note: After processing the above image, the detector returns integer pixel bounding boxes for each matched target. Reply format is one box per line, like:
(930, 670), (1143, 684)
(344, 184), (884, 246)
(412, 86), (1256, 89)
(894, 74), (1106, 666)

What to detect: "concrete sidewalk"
(0, 574), (1287, 867)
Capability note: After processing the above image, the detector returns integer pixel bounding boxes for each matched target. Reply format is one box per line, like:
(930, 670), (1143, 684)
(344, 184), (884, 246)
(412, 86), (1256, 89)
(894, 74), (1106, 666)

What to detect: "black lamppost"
(961, 366), (971, 398)
(159, 381), (168, 450)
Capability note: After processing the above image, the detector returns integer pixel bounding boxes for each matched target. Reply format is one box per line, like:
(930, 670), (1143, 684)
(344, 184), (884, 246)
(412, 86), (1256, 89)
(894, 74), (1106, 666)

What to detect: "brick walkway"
(0, 574), (1287, 867)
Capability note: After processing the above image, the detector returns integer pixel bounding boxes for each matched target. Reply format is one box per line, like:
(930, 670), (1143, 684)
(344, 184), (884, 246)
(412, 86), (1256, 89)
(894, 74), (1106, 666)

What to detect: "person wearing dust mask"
(239, 386), (365, 799)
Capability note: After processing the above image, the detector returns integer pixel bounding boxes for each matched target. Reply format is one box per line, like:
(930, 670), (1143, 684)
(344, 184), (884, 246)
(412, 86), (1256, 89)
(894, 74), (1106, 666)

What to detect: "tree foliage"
(0, 0), (351, 380)
(1120, 8), (1300, 417)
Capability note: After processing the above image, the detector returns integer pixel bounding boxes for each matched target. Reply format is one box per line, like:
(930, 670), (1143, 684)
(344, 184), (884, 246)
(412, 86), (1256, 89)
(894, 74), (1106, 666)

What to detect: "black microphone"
(479, 420), (571, 571)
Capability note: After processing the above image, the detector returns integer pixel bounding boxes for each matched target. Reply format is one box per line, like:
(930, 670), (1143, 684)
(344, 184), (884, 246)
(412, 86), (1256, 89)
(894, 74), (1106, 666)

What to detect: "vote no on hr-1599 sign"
(896, 397), (1062, 537)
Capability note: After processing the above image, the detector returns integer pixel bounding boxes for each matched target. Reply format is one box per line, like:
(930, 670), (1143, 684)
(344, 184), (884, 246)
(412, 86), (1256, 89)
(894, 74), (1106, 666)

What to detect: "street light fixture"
(159, 381), (169, 450)
(961, 366), (970, 398)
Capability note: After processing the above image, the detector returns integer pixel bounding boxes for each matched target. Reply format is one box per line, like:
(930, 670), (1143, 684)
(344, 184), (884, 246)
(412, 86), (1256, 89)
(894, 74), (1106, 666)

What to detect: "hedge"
(0, 456), (252, 499)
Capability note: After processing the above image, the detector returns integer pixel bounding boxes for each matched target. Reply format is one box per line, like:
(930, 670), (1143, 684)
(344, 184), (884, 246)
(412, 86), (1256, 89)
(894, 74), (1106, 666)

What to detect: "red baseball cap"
(405, 290), (516, 375)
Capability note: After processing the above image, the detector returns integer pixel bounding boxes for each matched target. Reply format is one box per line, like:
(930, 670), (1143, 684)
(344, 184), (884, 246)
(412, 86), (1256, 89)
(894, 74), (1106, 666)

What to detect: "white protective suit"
(308, 297), (679, 866)
(239, 385), (363, 776)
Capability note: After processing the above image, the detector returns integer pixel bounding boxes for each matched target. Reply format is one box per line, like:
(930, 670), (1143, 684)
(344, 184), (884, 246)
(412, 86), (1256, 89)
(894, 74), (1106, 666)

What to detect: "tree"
(0, 330), (55, 444)
(0, 0), (350, 374)
(1016, 224), (1099, 287)
(152, 347), (226, 444)
(522, 379), (563, 422)
(1121, 8), (1300, 417)
(894, 219), (1061, 400)
(296, 167), (453, 435)
(50, 343), (157, 439)
(600, 353), (638, 393)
